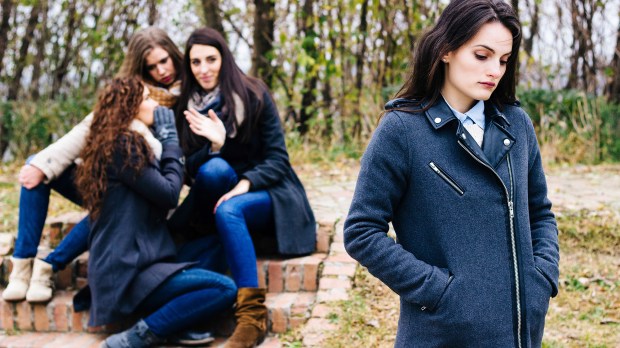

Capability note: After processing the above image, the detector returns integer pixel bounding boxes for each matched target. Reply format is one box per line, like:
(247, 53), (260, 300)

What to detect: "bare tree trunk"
(566, 0), (580, 89)
(30, 0), (48, 99)
(8, 0), (41, 100)
(352, 0), (368, 139)
(607, 8), (620, 103)
(323, 6), (343, 143)
(511, 0), (519, 16)
(0, 0), (14, 76)
(148, 0), (158, 25)
(523, 0), (539, 56)
(297, 0), (317, 136)
(251, 0), (275, 87)
(51, 0), (79, 98)
(202, 0), (224, 33)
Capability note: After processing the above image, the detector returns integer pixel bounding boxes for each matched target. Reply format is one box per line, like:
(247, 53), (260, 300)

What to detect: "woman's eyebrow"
(473, 44), (512, 56)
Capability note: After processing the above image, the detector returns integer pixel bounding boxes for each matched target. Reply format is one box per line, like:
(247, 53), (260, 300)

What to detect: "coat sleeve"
(238, 92), (290, 190)
(29, 113), (93, 183)
(344, 112), (452, 311)
(185, 144), (217, 179)
(114, 141), (185, 210)
(525, 116), (560, 297)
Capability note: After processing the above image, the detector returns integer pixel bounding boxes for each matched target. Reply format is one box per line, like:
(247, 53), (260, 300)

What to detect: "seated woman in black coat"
(170, 27), (316, 348)
(74, 77), (236, 348)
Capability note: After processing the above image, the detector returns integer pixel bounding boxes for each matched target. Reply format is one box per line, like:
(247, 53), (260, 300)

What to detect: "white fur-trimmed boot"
(2, 257), (33, 301)
(26, 258), (54, 303)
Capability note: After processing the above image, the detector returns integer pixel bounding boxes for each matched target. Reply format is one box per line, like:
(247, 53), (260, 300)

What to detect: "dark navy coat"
(344, 97), (559, 348)
(185, 91), (316, 256)
(86, 140), (190, 326)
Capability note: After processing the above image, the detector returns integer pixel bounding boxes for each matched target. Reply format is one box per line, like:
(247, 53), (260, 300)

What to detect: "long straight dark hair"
(176, 27), (265, 153)
(396, 0), (521, 109)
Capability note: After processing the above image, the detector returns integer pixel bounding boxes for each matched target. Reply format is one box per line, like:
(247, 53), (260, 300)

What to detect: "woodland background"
(0, 0), (619, 164)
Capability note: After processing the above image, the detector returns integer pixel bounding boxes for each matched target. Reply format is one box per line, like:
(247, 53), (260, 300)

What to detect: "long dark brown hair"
(176, 27), (266, 153)
(396, 0), (521, 109)
(76, 77), (153, 220)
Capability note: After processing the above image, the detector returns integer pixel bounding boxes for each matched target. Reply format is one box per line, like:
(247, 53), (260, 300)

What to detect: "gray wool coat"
(344, 97), (559, 348)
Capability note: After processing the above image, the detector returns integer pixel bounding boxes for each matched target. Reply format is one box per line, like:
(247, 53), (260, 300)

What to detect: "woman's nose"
(488, 60), (502, 78)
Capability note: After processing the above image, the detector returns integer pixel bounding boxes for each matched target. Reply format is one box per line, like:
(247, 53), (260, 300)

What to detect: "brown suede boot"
(224, 288), (268, 348)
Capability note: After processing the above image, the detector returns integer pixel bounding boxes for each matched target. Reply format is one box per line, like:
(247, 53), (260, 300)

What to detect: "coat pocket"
(428, 162), (465, 196)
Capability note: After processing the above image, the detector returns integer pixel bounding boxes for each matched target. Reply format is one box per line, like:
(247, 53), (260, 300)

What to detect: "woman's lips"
(480, 81), (496, 88)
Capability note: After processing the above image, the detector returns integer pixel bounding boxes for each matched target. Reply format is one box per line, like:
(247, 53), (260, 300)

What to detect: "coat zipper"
(458, 141), (522, 348)
(429, 161), (465, 195)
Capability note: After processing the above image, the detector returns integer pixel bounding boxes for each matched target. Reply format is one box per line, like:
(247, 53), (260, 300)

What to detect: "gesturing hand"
(19, 164), (46, 189)
(214, 179), (251, 213)
(153, 107), (179, 145)
(184, 108), (226, 152)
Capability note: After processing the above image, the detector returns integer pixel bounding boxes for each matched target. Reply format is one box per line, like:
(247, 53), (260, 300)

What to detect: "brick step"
(0, 332), (283, 347)
(0, 252), (327, 295)
(39, 213), (334, 254)
(0, 215), (335, 292)
(0, 289), (315, 335)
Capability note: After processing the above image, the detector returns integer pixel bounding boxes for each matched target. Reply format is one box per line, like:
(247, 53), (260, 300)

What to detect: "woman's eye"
(500, 60), (508, 65)
(475, 54), (487, 60)
(147, 65), (156, 71)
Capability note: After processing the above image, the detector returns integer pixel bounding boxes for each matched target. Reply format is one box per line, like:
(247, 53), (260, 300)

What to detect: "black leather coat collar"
(420, 98), (516, 169)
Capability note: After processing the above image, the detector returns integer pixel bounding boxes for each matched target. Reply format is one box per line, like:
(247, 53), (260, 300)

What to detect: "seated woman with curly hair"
(74, 76), (236, 348)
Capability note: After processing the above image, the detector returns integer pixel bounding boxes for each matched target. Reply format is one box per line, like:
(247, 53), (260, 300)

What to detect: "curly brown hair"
(76, 77), (153, 220)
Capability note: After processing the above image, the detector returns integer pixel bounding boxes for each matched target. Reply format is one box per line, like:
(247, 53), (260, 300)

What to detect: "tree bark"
(0, 0), (14, 76)
(566, 0), (580, 89)
(8, 0), (41, 100)
(352, 0), (368, 139)
(297, 0), (317, 136)
(607, 7), (620, 103)
(148, 0), (158, 25)
(51, 0), (79, 98)
(523, 0), (539, 56)
(30, 0), (49, 99)
(511, 0), (519, 17)
(251, 0), (275, 87)
(201, 0), (224, 34)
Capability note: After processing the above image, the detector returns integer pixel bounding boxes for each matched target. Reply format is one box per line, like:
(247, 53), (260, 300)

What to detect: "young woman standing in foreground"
(344, 1), (559, 347)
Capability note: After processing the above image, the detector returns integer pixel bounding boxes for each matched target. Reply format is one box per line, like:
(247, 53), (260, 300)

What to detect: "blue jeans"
(169, 158), (275, 288)
(13, 158), (89, 271)
(139, 268), (237, 337)
(176, 234), (227, 275)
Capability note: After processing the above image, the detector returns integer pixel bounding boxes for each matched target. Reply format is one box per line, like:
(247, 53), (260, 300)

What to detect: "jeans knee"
(195, 158), (236, 188)
(214, 200), (243, 225)
(221, 277), (237, 301)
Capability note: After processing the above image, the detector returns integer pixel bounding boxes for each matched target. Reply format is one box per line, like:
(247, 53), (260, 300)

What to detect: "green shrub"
(1, 94), (94, 160)
(519, 89), (620, 164)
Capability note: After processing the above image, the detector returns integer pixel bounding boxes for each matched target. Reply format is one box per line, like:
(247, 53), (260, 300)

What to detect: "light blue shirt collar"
(443, 98), (486, 130)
